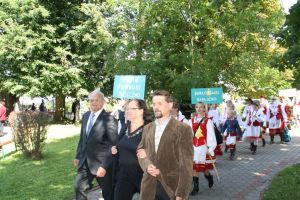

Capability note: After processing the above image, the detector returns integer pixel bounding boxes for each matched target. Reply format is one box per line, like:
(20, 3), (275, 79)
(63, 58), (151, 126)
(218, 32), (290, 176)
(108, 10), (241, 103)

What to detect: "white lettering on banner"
(191, 88), (223, 104)
(118, 76), (141, 84)
(122, 77), (133, 83)
(117, 84), (141, 91)
(196, 97), (217, 102)
(117, 90), (141, 98)
(132, 92), (141, 98)
(134, 77), (141, 83)
(113, 75), (146, 100)
(194, 91), (220, 95)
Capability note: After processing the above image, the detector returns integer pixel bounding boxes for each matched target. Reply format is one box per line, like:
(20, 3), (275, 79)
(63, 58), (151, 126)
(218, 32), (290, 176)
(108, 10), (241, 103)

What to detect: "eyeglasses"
(125, 107), (140, 111)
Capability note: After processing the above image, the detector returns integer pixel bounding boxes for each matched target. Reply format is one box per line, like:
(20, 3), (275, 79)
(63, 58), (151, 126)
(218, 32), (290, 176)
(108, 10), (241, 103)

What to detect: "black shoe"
(224, 145), (228, 153)
(252, 145), (257, 155)
(229, 149), (235, 160)
(250, 142), (254, 151)
(270, 136), (274, 144)
(190, 177), (199, 196)
(280, 135), (283, 143)
(205, 174), (214, 188)
(262, 139), (266, 147)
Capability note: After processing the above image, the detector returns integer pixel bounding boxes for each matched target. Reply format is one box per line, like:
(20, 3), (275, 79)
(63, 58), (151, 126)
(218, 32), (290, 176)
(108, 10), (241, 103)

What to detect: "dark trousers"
(155, 181), (170, 200)
(114, 178), (140, 200)
(75, 161), (113, 200)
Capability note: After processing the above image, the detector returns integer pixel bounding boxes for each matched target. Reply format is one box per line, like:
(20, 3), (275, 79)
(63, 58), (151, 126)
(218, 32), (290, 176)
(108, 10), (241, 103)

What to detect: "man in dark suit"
(74, 90), (118, 200)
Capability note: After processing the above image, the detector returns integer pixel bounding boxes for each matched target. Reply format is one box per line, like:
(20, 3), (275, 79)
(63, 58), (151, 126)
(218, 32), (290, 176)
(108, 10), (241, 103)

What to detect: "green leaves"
(0, 0), (54, 96)
(104, 0), (292, 101)
(279, 1), (300, 88)
(0, 0), (295, 104)
(0, 0), (113, 98)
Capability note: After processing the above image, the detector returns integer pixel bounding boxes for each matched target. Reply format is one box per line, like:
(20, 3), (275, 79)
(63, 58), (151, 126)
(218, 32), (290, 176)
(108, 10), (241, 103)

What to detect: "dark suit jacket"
(138, 117), (194, 200)
(75, 109), (118, 175)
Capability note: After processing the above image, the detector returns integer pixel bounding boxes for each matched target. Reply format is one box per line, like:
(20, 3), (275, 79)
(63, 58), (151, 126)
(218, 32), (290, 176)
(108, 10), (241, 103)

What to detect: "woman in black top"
(112, 99), (152, 200)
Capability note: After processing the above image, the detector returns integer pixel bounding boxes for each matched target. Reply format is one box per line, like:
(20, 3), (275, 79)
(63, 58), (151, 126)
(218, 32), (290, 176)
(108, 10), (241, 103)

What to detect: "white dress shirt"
(154, 116), (172, 152)
(86, 109), (103, 133)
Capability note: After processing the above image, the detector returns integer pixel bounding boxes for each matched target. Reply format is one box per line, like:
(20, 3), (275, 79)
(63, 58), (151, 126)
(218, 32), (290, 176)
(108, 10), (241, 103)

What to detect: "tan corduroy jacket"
(138, 117), (194, 200)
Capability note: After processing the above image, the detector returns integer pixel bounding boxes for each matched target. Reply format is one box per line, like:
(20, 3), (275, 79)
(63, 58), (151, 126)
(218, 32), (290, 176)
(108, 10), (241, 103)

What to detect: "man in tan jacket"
(137, 90), (194, 200)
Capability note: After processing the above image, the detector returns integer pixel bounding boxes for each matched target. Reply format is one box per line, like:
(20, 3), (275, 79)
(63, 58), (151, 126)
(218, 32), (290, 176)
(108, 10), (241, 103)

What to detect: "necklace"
(126, 125), (143, 138)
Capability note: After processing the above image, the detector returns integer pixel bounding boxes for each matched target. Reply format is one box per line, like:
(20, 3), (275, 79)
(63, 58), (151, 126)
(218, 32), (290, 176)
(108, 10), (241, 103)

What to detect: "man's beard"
(154, 111), (163, 118)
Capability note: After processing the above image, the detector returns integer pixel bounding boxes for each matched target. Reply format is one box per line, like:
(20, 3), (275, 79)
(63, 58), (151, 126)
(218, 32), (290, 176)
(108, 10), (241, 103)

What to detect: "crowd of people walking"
(73, 90), (296, 200)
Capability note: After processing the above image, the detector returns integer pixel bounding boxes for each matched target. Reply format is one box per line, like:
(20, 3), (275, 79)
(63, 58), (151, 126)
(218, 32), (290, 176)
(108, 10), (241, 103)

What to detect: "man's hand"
(147, 164), (160, 177)
(96, 167), (106, 177)
(137, 148), (147, 159)
(176, 197), (184, 200)
(73, 159), (79, 167)
(111, 146), (118, 155)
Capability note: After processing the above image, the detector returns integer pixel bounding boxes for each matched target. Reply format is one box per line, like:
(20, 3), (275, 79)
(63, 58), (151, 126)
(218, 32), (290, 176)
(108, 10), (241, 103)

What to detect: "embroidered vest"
(191, 117), (209, 147)
(247, 111), (260, 126)
(263, 106), (267, 115)
(270, 105), (283, 120)
(276, 105), (282, 120)
(227, 118), (237, 133)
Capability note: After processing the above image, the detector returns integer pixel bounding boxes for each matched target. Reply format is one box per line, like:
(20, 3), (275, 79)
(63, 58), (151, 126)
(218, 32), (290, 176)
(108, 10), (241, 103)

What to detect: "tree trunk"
(54, 94), (65, 122)
(75, 100), (80, 123)
(0, 92), (18, 113)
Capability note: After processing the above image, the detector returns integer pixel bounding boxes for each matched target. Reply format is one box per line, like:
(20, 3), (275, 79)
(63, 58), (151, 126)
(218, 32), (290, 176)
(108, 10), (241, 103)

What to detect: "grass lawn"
(0, 135), (80, 200)
(263, 163), (300, 200)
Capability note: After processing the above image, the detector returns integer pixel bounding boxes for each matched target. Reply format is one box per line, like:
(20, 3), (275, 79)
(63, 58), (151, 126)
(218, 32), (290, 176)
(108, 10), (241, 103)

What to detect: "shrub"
(8, 111), (51, 159)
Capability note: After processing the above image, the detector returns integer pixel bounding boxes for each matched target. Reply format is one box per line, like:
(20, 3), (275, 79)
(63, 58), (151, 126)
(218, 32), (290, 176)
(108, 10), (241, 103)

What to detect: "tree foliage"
(278, 1), (300, 88)
(0, 0), (113, 120)
(0, 0), (295, 109)
(105, 0), (293, 101)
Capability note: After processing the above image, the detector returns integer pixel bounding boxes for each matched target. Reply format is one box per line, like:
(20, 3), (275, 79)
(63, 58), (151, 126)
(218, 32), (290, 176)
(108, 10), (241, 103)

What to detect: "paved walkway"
(75, 127), (300, 200)
(190, 127), (300, 200)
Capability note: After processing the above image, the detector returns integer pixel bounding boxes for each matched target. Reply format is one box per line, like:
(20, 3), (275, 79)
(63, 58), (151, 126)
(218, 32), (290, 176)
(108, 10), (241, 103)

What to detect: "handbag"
(214, 123), (223, 145)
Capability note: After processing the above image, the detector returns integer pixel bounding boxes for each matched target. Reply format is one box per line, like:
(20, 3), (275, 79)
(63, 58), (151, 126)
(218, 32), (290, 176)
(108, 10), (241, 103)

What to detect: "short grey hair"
(89, 89), (105, 101)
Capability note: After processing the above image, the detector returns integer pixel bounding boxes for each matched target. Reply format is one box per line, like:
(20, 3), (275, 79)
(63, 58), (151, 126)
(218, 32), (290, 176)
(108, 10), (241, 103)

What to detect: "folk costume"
(243, 109), (265, 154)
(295, 96), (300, 126)
(191, 115), (216, 172)
(282, 98), (293, 130)
(222, 117), (242, 160)
(175, 111), (190, 125)
(260, 98), (269, 147)
(221, 104), (229, 125)
(190, 114), (217, 195)
(266, 99), (287, 144)
(242, 103), (253, 119)
(221, 105), (244, 153)
(208, 108), (223, 156)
